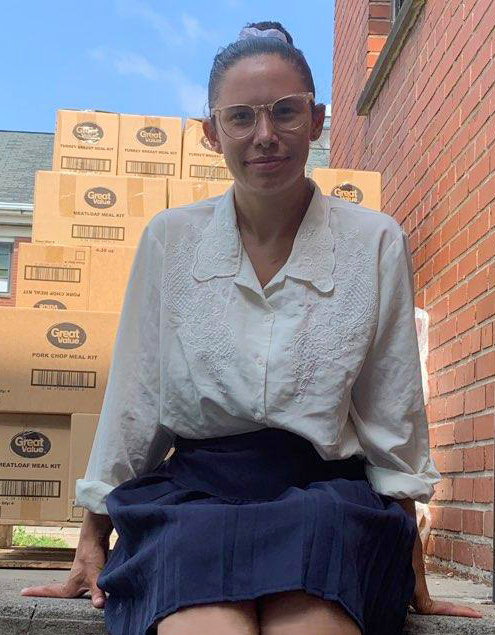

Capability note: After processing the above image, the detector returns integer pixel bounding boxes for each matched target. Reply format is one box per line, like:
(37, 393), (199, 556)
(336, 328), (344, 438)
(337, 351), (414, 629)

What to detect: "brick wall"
(331, 0), (494, 583)
(0, 236), (31, 307)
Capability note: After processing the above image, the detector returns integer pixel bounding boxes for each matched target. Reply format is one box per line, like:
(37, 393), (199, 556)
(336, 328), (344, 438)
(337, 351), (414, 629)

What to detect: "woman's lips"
(245, 157), (289, 171)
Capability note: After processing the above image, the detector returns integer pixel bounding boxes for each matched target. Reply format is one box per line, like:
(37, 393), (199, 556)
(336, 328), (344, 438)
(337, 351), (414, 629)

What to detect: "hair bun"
(242, 21), (294, 46)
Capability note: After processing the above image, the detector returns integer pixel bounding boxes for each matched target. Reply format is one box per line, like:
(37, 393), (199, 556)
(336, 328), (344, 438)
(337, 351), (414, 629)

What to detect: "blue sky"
(1, 1), (334, 133)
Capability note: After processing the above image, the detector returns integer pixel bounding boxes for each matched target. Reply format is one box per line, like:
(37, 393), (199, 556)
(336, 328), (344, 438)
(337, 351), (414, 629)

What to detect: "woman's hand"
(20, 538), (109, 608)
(19, 510), (113, 609)
(410, 591), (484, 619)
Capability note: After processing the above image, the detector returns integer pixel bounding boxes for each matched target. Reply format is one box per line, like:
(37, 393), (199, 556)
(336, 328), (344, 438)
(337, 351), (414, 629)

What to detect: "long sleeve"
(349, 231), (441, 503)
(75, 219), (175, 514)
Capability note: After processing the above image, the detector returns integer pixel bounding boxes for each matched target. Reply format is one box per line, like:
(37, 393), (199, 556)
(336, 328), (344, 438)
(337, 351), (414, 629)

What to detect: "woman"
(22, 21), (483, 635)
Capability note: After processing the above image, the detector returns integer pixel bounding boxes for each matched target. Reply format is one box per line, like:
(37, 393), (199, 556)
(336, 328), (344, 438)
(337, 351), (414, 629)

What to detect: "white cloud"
(181, 13), (216, 43)
(87, 47), (207, 116)
(115, 0), (183, 45)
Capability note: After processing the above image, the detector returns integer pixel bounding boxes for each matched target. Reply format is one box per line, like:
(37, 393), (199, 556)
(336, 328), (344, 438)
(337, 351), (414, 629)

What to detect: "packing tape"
(144, 116), (162, 131)
(127, 178), (145, 217)
(192, 182), (209, 202)
(59, 174), (77, 217)
(20, 498), (42, 522)
(43, 246), (66, 264)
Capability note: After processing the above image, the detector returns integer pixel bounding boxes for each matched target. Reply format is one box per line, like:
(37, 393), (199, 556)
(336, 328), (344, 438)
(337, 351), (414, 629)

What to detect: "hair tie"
(238, 26), (288, 44)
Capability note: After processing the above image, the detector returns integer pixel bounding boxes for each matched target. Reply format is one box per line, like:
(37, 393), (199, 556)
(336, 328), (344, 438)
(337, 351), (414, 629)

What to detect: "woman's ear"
(202, 118), (223, 154)
(309, 103), (326, 142)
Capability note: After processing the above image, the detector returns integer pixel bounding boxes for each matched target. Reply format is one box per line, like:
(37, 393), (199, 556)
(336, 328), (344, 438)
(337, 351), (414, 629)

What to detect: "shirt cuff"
(75, 479), (116, 515)
(365, 460), (441, 503)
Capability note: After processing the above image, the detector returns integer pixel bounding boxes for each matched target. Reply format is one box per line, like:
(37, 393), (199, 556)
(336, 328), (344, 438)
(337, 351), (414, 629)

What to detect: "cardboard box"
(0, 413), (71, 522)
(0, 308), (119, 414)
(68, 413), (100, 521)
(88, 246), (135, 312)
(181, 119), (233, 181)
(118, 114), (182, 179)
(32, 171), (167, 247)
(16, 243), (91, 311)
(52, 109), (119, 175)
(168, 179), (232, 208)
(312, 168), (382, 211)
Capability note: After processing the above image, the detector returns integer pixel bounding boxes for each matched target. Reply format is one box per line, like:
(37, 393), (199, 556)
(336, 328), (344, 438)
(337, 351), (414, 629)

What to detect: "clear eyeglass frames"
(211, 92), (315, 139)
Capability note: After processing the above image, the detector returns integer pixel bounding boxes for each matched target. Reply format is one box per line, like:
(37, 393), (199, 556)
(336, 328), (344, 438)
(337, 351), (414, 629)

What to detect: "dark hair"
(207, 21), (316, 110)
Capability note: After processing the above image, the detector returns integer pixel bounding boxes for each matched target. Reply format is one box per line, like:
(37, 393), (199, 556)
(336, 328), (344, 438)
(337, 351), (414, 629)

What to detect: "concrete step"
(0, 569), (493, 634)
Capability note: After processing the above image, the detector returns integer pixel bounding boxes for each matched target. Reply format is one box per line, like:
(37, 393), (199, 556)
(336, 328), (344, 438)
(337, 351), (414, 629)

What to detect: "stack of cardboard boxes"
(0, 109), (233, 527)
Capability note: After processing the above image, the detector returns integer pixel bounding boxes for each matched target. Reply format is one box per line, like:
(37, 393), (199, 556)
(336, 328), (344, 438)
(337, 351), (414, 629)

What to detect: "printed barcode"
(31, 369), (96, 388)
(71, 224), (125, 241)
(126, 160), (175, 176)
(61, 156), (111, 172)
(24, 265), (81, 283)
(0, 479), (61, 498)
(189, 165), (232, 180)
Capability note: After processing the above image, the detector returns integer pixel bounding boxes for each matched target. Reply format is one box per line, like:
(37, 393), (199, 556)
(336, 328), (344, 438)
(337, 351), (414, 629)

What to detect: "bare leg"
(156, 599), (259, 635)
(258, 590), (361, 635)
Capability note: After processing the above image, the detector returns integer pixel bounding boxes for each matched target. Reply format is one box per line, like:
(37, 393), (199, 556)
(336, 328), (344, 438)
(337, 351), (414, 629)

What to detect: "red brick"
(369, 3), (391, 19)
(368, 19), (391, 36)
(456, 306), (476, 334)
(477, 233), (495, 266)
(476, 291), (495, 322)
(445, 392), (464, 418)
(474, 477), (494, 503)
(462, 509), (484, 535)
(443, 507), (463, 531)
(432, 245), (450, 275)
(473, 414), (495, 440)
(458, 251), (477, 280)
(430, 449), (446, 472)
(451, 339), (463, 363)
(463, 446), (485, 472)
(430, 297), (449, 325)
(429, 506), (444, 529)
(467, 268), (489, 302)
(479, 173), (495, 211)
(434, 536), (453, 561)
(436, 423), (455, 445)
(437, 370), (455, 395)
(487, 383), (495, 407)
(461, 333), (473, 359)
(468, 153), (490, 192)
(485, 444), (494, 470)
(481, 323), (493, 347)
(475, 351), (495, 380)
(453, 540), (473, 566)
(434, 478), (454, 501)
(448, 285), (467, 313)
(454, 418), (474, 443)
(471, 328), (482, 353)
(483, 511), (493, 538)
(429, 396), (447, 422)
(459, 195), (479, 228)
(465, 385), (486, 413)
(473, 544), (493, 571)
(445, 448), (464, 472)
(438, 317), (456, 345)
(453, 477), (474, 501)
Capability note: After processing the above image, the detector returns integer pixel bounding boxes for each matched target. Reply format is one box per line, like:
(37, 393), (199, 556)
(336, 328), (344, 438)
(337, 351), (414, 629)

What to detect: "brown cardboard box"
(16, 243), (91, 311)
(312, 168), (382, 211)
(118, 114), (182, 179)
(0, 308), (119, 414)
(89, 246), (136, 312)
(0, 413), (71, 521)
(32, 171), (167, 247)
(52, 110), (119, 175)
(168, 179), (232, 208)
(181, 119), (233, 181)
(68, 413), (100, 520)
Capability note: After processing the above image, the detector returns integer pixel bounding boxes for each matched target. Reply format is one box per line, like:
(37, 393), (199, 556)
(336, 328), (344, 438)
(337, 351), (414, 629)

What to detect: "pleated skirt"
(98, 427), (417, 635)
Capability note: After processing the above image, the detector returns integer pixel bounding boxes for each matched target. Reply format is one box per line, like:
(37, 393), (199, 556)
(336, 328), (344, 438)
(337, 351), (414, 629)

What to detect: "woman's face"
(204, 54), (325, 197)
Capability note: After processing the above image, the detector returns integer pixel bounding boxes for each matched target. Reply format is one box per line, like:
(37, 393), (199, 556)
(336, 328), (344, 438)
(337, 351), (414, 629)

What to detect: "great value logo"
(331, 182), (364, 204)
(72, 122), (104, 144)
(136, 126), (167, 146)
(34, 299), (67, 310)
(84, 187), (117, 208)
(47, 322), (87, 349)
(10, 431), (51, 458)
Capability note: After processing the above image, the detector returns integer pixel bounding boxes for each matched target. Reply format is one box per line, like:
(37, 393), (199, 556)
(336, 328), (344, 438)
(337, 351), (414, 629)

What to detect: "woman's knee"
(258, 590), (361, 635)
(156, 599), (259, 635)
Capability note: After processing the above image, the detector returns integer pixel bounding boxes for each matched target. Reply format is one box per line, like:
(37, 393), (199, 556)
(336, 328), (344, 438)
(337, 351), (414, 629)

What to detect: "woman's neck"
(233, 177), (314, 244)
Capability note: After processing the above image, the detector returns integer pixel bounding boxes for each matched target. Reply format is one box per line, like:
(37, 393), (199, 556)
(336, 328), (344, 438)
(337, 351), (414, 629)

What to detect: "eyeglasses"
(211, 92), (315, 139)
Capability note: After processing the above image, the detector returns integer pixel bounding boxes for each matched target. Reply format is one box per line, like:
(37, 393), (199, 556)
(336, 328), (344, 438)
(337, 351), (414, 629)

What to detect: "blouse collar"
(192, 180), (335, 294)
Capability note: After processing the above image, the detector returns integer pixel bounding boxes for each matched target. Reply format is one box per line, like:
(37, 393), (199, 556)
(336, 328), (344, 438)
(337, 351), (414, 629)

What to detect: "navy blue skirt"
(98, 428), (417, 635)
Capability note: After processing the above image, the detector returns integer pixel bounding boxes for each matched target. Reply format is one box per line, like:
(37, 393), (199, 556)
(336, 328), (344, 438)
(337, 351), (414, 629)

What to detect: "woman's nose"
(252, 109), (278, 146)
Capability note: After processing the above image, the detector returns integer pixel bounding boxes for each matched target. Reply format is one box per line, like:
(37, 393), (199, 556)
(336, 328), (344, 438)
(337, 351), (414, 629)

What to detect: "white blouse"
(75, 182), (441, 514)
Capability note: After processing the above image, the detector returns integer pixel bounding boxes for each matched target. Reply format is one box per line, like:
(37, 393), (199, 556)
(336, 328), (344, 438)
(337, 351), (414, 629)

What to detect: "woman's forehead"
(216, 54), (307, 106)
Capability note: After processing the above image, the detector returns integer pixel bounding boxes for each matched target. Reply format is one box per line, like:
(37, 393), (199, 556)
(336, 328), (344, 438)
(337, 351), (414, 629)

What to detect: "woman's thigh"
(156, 599), (259, 635)
(258, 590), (361, 635)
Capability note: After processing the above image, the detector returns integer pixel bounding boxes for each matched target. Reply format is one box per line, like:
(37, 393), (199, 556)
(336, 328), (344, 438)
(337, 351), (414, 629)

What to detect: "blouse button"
(263, 315), (272, 323)
(256, 356), (264, 366)
(254, 410), (263, 420)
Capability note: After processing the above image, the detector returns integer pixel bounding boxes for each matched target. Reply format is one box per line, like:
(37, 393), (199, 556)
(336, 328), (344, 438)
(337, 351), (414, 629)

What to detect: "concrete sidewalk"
(0, 569), (494, 634)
